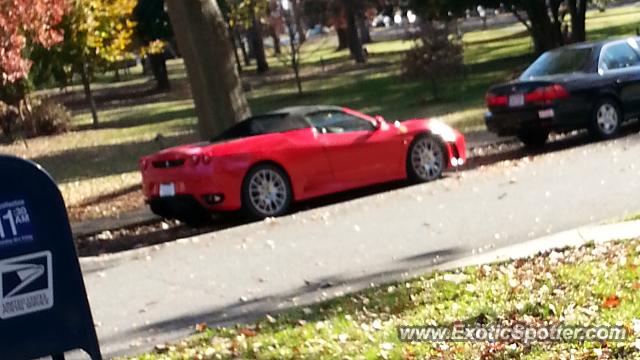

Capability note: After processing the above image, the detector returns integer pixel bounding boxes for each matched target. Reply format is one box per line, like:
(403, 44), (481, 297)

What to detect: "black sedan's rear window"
(520, 47), (594, 79)
(211, 114), (309, 142)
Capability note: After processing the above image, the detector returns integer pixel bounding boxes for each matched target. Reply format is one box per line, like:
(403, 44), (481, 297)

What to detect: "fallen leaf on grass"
(632, 282), (640, 290)
(481, 342), (506, 359)
(195, 322), (208, 333)
(239, 328), (257, 337)
(602, 295), (621, 309)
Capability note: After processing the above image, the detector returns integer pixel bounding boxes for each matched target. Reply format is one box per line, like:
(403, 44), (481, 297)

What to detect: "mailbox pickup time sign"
(0, 200), (35, 249)
(0, 251), (54, 319)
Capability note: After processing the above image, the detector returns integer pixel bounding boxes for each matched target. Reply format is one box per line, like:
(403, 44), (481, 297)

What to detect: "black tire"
(242, 164), (293, 219)
(406, 134), (446, 183)
(517, 130), (549, 148)
(589, 98), (622, 140)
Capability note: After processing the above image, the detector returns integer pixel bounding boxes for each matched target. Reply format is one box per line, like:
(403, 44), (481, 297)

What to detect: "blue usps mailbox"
(0, 156), (101, 360)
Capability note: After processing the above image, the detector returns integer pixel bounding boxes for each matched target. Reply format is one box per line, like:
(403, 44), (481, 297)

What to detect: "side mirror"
(374, 115), (386, 130)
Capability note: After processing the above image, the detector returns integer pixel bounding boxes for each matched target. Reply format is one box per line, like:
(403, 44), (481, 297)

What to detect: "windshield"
(520, 47), (594, 79)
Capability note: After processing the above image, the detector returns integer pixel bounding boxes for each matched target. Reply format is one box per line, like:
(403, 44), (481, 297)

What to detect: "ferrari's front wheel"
(407, 134), (445, 183)
(242, 164), (292, 219)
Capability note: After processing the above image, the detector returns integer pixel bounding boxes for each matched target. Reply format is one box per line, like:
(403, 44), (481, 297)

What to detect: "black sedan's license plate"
(508, 94), (525, 107)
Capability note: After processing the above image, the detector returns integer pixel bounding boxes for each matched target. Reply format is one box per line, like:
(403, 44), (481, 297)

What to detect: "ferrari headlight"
(428, 119), (457, 142)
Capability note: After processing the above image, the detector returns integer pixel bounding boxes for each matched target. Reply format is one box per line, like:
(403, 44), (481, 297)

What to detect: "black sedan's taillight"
(525, 84), (570, 104)
(486, 92), (508, 107)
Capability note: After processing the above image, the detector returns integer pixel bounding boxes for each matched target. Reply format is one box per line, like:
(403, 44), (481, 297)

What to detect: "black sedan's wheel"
(242, 164), (292, 218)
(590, 99), (622, 139)
(407, 134), (445, 183)
(517, 130), (549, 148)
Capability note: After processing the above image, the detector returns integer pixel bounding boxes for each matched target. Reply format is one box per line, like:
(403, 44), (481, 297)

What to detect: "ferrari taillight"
(190, 155), (201, 166)
(140, 159), (149, 171)
(202, 155), (212, 164)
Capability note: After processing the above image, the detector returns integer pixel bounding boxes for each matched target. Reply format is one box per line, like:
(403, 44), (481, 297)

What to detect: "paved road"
(80, 131), (640, 358)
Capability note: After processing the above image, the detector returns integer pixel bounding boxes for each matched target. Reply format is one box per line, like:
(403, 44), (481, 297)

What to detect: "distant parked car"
(140, 106), (466, 222)
(485, 37), (640, 147)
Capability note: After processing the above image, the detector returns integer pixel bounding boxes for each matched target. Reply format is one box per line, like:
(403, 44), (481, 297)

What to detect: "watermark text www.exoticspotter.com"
(398, 324), (628, 344)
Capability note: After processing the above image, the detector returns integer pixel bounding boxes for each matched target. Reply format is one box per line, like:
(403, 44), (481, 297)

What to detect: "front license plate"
(159, 183), (175, 197)
(508, 94), (525, 107)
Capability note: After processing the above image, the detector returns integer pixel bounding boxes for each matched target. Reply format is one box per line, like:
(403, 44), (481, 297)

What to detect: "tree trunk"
(229, 26), (243, 73)
(149, 53), (171, 91)
(285, 15), (303, 95)
(549, 0), (565, 46)
(336, 27), (348, 50)
(165, 0), (251, 140)
(80, 62), (99, 127)
(248, 10), (269, 73)
(523, 0), (563, 54)
(142, 56), (151, 75)
(345, 5), (365, 63)
(357, 14), (371, 44)
(292, 0), (306, 43)
(569, 0), (587, 42)
(269, 25), (281, 55)
(430, 77), (439, 101)
(236, 28), (251, 65)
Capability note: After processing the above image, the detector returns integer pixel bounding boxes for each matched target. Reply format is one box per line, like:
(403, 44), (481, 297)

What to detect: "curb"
(71, 208), (159, 238)
(435, 220), (640, 272)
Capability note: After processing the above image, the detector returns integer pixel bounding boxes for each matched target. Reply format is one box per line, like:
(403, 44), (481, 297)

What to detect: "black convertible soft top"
(211, 105), (343, 142)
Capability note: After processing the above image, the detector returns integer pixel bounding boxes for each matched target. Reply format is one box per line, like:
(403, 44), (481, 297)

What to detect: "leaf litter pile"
(130, 238), (640, 359)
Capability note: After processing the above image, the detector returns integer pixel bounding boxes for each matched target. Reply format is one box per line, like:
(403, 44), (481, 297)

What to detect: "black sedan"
(485, 37), (640, 147)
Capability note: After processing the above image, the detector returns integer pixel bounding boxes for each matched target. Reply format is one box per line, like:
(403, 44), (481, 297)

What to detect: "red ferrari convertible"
(140, 106), (466, 221)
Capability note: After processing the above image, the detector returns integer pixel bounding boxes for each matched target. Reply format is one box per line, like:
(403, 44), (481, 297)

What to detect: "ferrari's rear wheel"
(407, 134), (445, 183)
(242, 164), (292, 218)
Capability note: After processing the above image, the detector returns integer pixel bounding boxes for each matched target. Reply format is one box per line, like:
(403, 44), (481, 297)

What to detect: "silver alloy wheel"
(248, 169), (288, 216)
(411, 136), (444, 181)
(596, 103), (619, 135)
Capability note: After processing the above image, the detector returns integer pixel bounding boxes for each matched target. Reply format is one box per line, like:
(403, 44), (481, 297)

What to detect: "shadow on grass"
(74, 107), (196, 131)
(32, 132), (195, 184)
(52, 78), (193, 118)
(466, 53), (532, 74)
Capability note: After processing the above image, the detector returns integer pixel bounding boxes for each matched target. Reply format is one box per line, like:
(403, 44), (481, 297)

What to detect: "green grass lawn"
(130, 238), (640, 359)
(1, 4), (639, 212)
